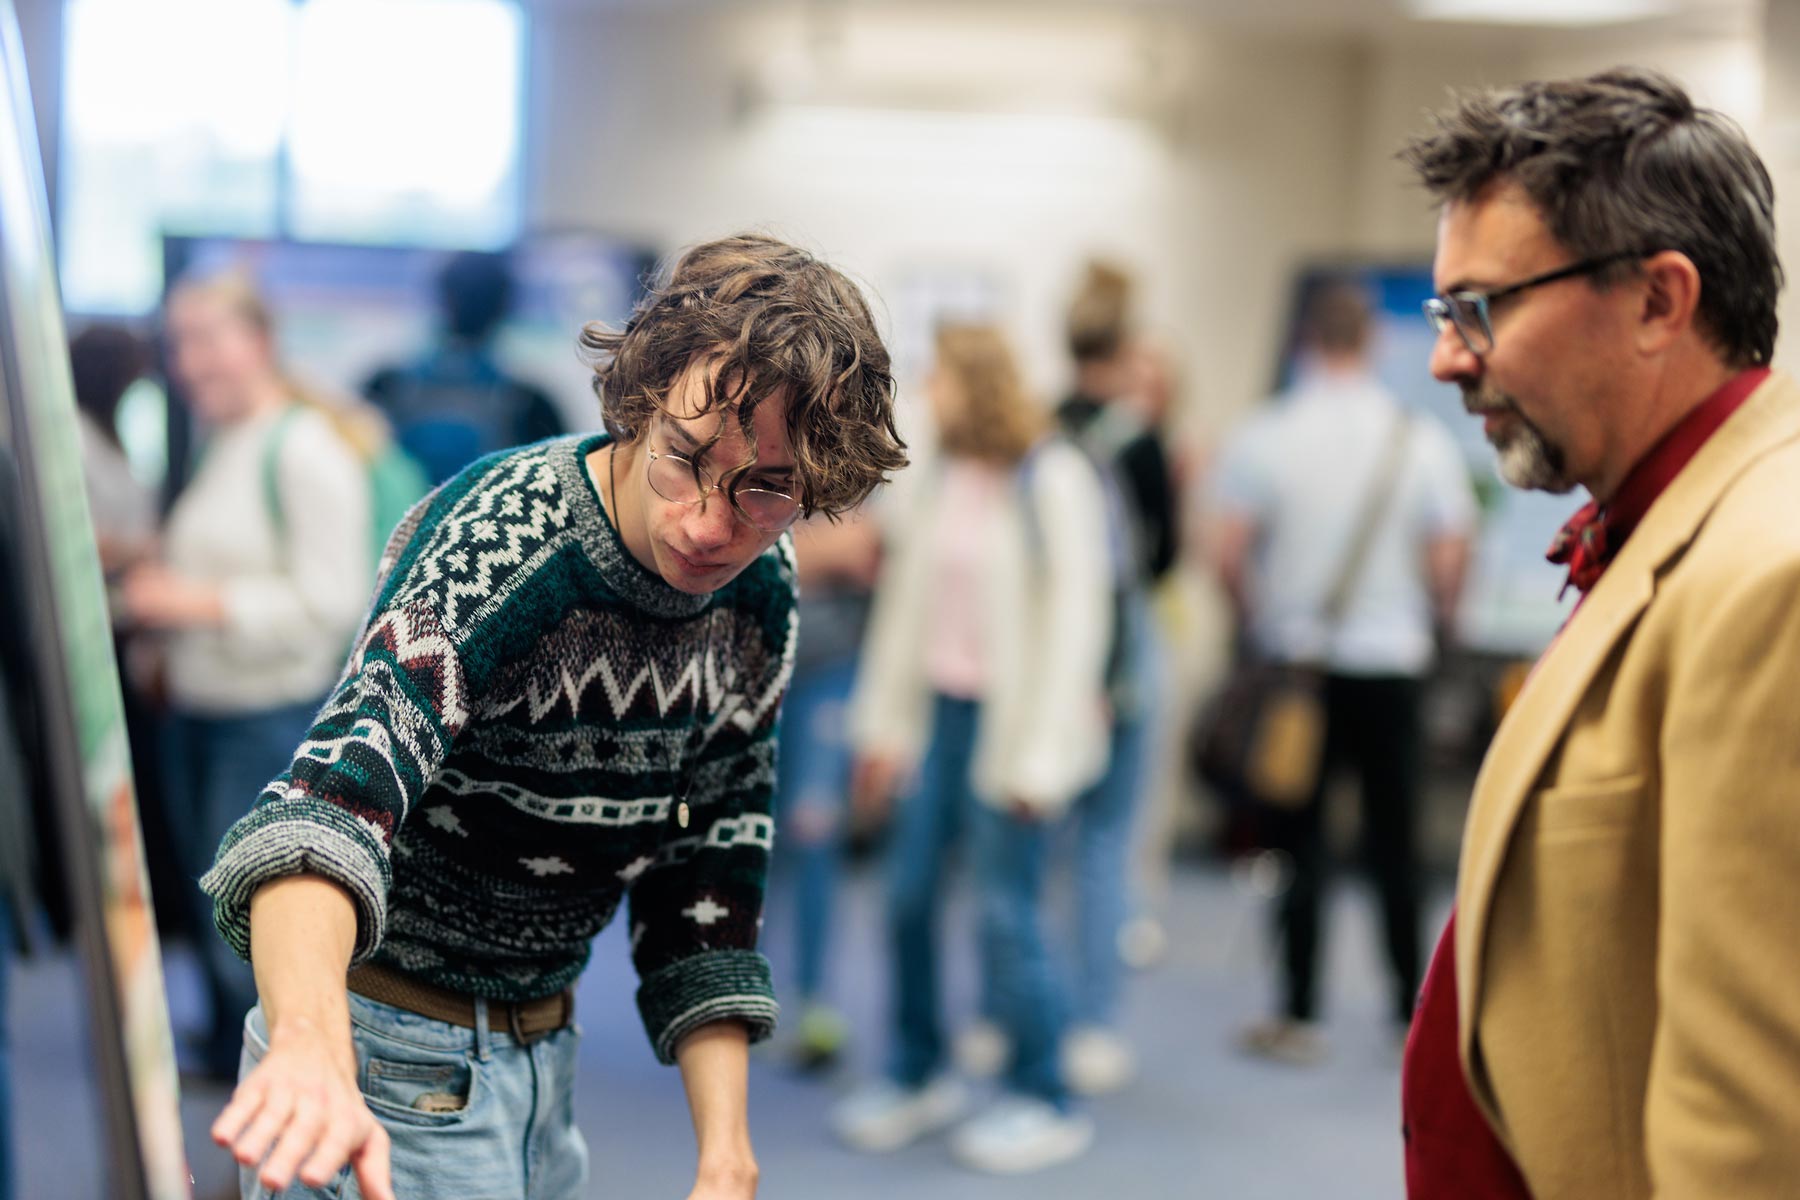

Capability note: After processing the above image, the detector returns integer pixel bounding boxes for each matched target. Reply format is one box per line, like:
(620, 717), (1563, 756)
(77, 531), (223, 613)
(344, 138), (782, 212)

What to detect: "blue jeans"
(774, 656), (857, 1003)
(1069, 592), (1161, 1026)
(239, 991), (587, 1199)
(1070, 712), (1150, 1027)
(888, 695), (1068, 1107)
(164, 699), (322, 1078)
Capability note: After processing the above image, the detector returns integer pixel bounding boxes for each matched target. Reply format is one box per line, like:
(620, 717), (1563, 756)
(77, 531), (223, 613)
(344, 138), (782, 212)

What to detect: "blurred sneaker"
(1235, 1017), (1327, 1066)
(783, 1004), (849, 1074)
(1062, 1026), (1136, 1096)
(831, 1076), (969, 1153)
(1117, 914), (1168, 970)
(953, 1019), (1010, 1079)
(950, 1096), (1094, 1174)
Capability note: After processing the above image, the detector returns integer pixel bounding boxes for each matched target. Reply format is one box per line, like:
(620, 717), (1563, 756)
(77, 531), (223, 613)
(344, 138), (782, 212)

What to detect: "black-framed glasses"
(644, 430), (802, 533)
(1423, 251), (1642, 356)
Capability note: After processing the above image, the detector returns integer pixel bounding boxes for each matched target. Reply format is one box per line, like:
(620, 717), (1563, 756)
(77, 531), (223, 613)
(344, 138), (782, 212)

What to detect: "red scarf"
(1546, 367), (1769, 599)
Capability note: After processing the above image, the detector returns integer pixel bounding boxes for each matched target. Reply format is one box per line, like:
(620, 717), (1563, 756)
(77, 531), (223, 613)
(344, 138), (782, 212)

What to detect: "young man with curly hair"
(200, 234), (908, 1200)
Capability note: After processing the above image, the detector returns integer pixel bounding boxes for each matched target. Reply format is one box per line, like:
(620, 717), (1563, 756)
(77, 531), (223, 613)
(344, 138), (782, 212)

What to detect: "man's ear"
(1635, 250), (1703, 355)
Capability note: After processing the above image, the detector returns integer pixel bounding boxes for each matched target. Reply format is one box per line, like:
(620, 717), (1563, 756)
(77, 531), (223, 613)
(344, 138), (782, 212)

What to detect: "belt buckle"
(506, 991), (567, 1046)
(507, 999), (549, 1046)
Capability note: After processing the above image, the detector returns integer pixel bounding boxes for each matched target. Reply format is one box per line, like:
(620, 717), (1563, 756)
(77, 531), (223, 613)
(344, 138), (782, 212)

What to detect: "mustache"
(1461, 384), (1517, 417)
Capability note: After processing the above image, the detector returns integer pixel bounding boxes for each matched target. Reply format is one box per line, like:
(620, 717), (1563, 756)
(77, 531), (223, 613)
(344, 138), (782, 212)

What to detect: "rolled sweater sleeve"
(200, 592), (470, 965)
(627, 558), (796, 1064)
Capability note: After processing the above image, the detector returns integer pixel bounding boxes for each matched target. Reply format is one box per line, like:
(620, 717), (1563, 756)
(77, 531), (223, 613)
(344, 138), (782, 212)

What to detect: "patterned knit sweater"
(200, 433), (796, 1064)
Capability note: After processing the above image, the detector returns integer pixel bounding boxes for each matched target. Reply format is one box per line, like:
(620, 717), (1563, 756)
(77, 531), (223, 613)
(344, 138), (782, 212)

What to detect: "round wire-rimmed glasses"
(644, 438), (802, 533)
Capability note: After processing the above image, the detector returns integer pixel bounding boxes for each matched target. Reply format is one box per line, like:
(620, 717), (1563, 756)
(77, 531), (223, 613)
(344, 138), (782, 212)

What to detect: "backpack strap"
(259, 404), (306, 545)
(1014, 439), (1050, 567)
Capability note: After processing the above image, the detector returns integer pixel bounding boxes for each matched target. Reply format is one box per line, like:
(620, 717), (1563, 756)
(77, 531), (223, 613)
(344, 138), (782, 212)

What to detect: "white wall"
(524, 3), (1364, 433)
(1346, 34), (1528, 259)
(523, 2), (1775, 434)
(1761, 0), (1800, 372)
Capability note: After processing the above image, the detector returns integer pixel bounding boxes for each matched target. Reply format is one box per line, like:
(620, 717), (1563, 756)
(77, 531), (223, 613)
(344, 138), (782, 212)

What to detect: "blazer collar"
(1455, 369), (1800, 1115)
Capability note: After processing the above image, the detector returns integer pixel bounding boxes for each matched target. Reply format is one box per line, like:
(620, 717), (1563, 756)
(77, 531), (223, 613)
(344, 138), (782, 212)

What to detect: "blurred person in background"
(117, 269), (376, 1085)
(0, 447), (36, 1200)
(1049, 262), (1180, 1094)
(68, 324), (190, 940)
(197, 235), (906, 1200)
(68, 324), (156, 571)
(772, 510), (881, 1072)
(834, 323), (1112, 1174)
(1059, 262), (1179, 584)
(1209, 280), (1474, 1065)
(363, 249), (566, 486)
(1401, 69), (1800, 1198)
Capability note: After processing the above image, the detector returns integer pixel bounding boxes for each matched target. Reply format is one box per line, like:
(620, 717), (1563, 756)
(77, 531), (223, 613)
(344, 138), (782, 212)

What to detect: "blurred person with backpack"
(1208, 280), (1474, 1065)
(117, 268), (393, 1083)
(363, 250), (567, 486)
(833, 323), (1112, 1174)
(1045, 262), (1179, 1094)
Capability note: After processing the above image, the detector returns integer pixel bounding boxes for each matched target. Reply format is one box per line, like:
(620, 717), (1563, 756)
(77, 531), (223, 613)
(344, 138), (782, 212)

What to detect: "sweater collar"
(547, 433), (713, 619)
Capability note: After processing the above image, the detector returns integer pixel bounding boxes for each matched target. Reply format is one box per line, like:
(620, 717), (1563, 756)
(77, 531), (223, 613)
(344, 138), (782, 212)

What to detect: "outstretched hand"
(211, 1015), (394, 1200)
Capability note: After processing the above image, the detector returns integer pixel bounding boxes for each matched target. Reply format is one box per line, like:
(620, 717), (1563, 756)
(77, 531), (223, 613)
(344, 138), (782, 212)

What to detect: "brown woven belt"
(347, 962), (573, 1045)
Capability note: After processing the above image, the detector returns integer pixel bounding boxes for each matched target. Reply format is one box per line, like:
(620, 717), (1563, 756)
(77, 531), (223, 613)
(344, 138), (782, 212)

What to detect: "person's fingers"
(210, 1075), (266, 1146)
(352, 1121), (397, 1200)
(297, 1106), (367, 1190)
(231, 1085), (297, 1166)
(256, 1094), (326, 1190)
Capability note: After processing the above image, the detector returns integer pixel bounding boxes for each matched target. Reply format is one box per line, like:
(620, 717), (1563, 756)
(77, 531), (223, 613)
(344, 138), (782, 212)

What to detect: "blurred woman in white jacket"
(119, 270), (372, 1082)
(833, 323), (1113, 1174)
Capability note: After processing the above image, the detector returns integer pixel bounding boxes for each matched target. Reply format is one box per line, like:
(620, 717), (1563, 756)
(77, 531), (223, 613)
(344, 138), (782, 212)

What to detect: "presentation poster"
(0, 3), (191, 1196)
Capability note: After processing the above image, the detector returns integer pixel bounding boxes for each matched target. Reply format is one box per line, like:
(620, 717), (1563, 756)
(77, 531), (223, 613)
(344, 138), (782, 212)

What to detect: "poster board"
(0, 3), (190, 1196)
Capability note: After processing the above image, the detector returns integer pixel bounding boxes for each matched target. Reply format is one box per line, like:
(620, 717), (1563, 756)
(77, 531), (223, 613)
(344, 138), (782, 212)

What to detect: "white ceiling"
(517, 0), (1761, 40)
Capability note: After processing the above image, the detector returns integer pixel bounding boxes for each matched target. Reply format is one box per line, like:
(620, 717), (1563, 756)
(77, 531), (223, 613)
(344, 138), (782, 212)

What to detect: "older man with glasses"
(1399, 69), (1800, 1199)
(197, 234), (907, 1200)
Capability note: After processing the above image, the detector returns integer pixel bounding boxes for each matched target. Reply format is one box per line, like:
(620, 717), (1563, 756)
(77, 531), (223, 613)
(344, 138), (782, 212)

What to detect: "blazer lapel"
(1454, 371), (1800, 1120)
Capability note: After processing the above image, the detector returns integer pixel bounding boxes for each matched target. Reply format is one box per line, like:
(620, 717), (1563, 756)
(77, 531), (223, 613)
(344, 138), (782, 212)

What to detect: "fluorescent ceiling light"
(1410, 0), (1677, 25)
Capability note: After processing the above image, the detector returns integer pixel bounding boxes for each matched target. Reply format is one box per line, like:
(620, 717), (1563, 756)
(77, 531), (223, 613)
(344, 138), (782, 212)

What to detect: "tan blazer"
(1458, 371), (1800, 1198)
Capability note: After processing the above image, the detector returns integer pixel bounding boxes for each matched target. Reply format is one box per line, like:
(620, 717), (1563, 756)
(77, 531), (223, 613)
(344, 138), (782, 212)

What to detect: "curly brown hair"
(933, 323), (1044, 466)
(579, 234), (909, 517)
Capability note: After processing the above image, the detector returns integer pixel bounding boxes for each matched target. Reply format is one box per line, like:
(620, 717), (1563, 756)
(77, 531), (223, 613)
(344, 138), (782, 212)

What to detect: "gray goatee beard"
(1467, 386), (1576, 495)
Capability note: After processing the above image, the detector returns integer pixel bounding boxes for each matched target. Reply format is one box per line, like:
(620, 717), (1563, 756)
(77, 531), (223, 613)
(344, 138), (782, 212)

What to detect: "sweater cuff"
(199, 797), (392, 967)
(635, 949), (778, 1066)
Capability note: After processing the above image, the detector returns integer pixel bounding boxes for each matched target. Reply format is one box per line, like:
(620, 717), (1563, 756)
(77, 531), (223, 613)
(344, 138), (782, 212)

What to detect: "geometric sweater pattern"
(201, 433), (796, 1064)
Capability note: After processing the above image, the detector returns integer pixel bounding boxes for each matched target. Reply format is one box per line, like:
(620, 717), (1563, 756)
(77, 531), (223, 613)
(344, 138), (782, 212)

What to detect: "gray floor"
(8, 860), (1436, 1198)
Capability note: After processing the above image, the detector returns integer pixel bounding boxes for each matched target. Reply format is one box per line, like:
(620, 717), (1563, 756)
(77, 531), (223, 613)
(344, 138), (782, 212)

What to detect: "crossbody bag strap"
(1317, 410), (1413, 637)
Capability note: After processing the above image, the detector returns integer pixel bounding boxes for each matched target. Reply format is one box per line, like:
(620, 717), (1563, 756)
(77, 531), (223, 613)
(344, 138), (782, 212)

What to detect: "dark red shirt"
(1401, 367), (1769, 1198)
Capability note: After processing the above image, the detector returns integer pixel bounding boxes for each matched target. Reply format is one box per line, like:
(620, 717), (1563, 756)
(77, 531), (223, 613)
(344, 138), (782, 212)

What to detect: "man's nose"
(683, 492), (737, 551)
(1429, 323), (1480, 385)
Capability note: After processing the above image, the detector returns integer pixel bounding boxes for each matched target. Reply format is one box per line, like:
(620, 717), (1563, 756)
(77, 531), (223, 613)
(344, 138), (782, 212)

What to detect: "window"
(58, 0), (525, 315)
